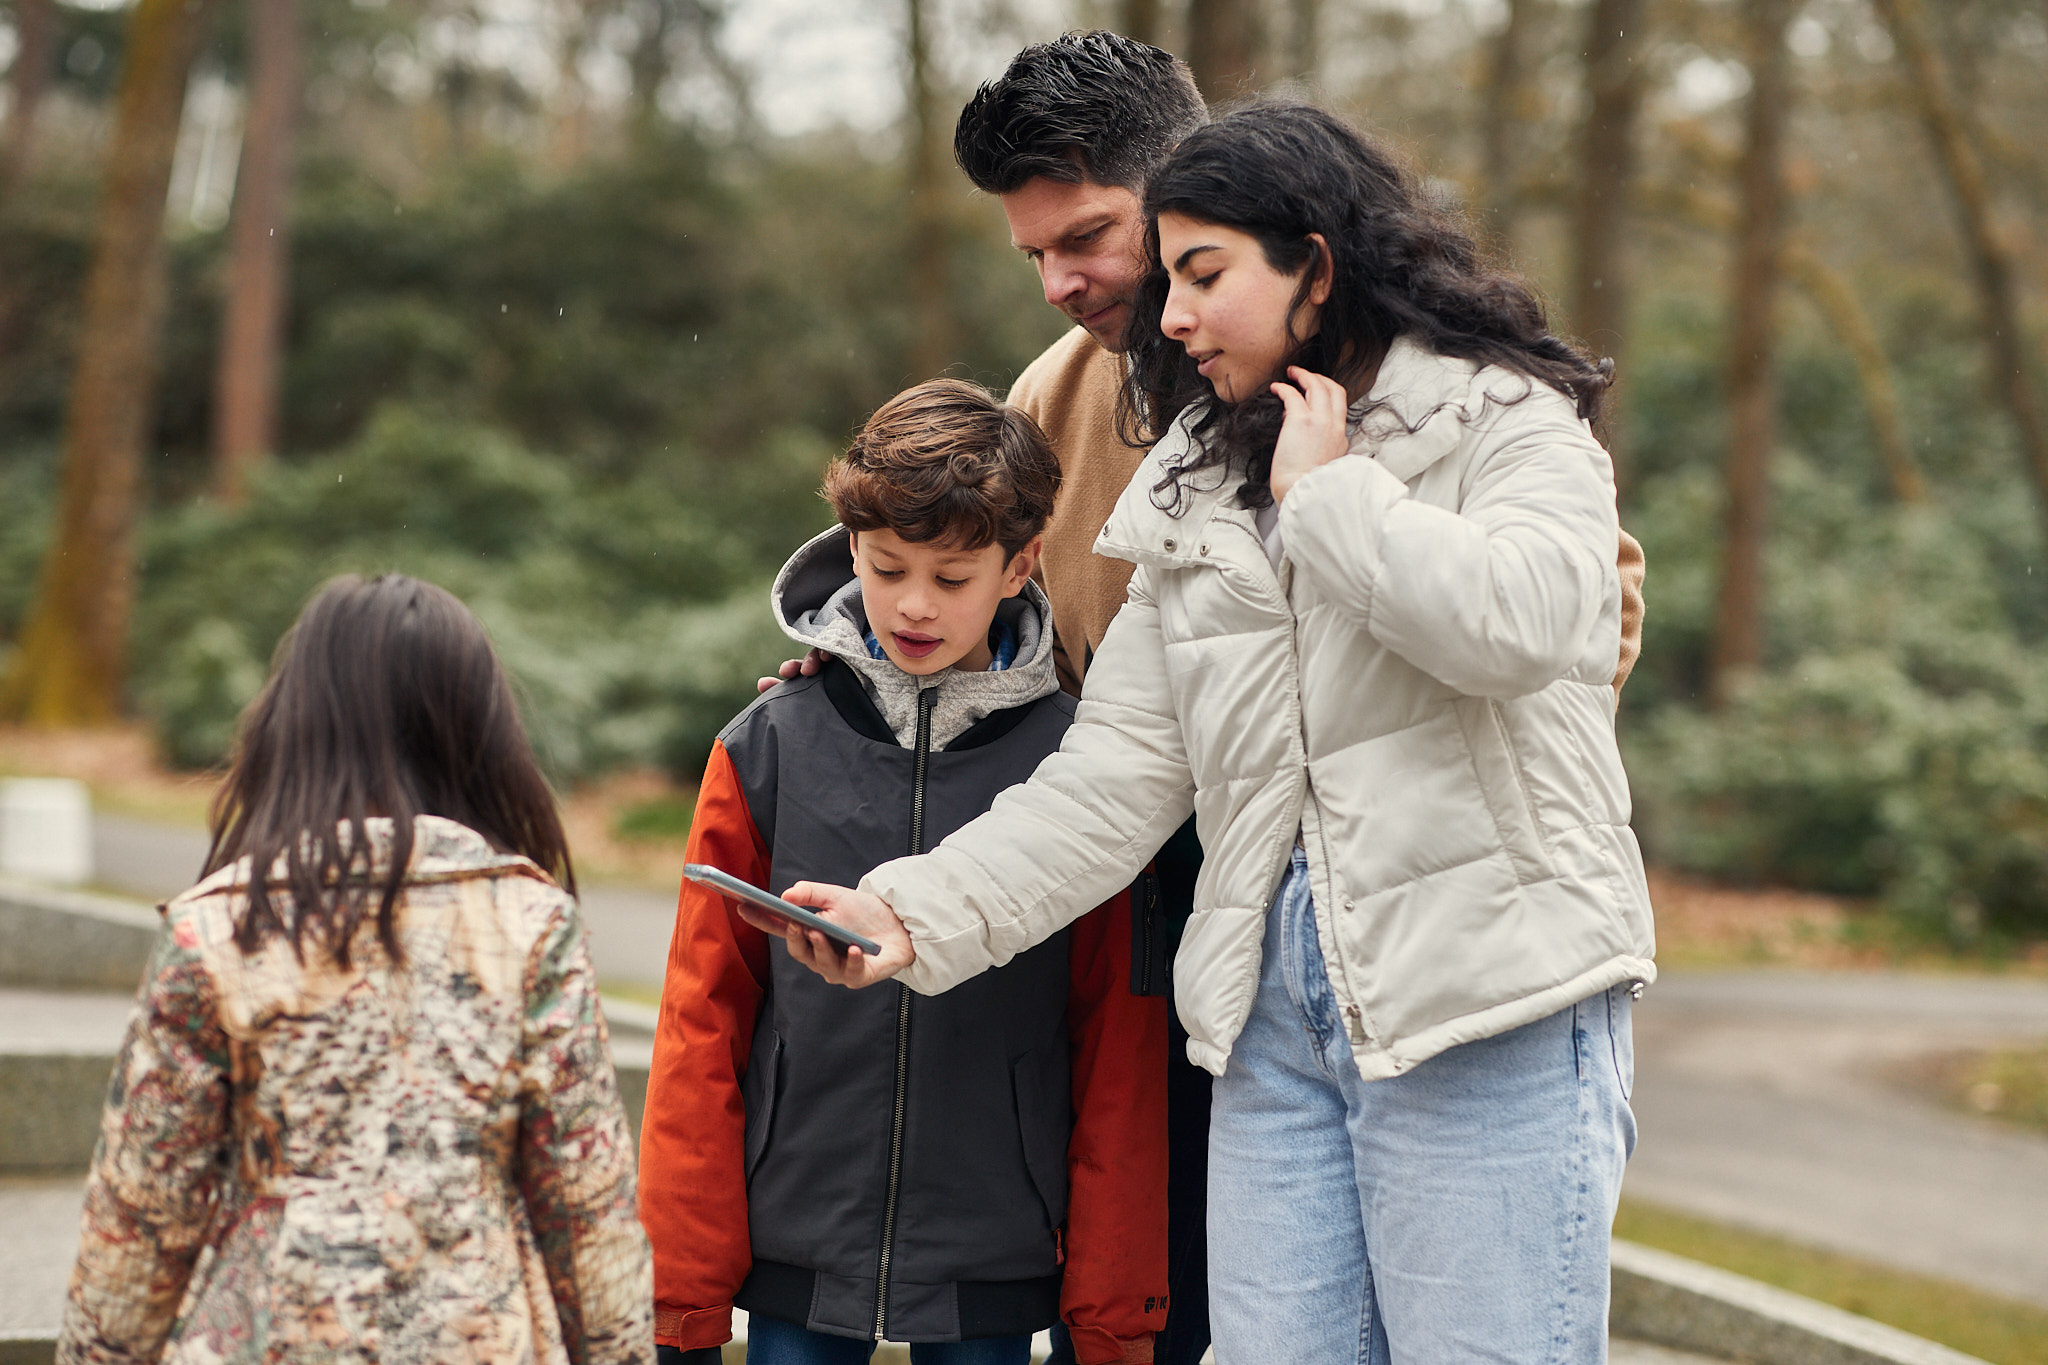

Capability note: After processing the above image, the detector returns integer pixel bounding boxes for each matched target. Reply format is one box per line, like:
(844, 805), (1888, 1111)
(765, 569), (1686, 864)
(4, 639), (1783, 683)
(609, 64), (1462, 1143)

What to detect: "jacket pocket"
(1608, 985), (1635, 1102)
(1010, 1042), (1072, 1234)
(741, 1031), (785, 1180)
(1454, 696), (1551, 884)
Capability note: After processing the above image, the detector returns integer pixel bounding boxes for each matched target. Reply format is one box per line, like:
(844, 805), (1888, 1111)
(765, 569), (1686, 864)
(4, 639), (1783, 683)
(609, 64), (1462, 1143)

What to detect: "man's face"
(1000, 175), (1149, 352)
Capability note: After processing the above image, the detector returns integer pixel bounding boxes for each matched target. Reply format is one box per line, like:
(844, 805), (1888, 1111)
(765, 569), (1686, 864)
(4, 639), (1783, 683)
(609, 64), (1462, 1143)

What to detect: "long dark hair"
(1118, 102), (1612, 511)
(205, 573), (575, 966)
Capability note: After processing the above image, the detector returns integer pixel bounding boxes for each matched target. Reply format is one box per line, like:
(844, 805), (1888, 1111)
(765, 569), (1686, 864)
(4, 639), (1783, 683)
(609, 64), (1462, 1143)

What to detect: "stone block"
(1612, 1239), (1990, 1365)
(0, 881), (159, 993)
(0, 782), (92, 886)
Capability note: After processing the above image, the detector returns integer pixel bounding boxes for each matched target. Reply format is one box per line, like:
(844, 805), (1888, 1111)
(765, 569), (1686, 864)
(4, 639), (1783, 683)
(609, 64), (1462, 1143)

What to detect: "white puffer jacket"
(863, 337), (1655, 1079)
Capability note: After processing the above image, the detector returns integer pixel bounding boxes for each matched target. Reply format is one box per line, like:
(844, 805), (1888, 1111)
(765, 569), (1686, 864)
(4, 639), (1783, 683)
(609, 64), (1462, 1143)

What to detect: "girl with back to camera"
(772, 103), (1656, 1363)
(59, 573), (653, 1365)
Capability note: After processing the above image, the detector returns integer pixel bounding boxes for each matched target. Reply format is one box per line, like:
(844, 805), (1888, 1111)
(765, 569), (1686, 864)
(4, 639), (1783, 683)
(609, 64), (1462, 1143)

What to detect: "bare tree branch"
(1871, 0), (2048, 534)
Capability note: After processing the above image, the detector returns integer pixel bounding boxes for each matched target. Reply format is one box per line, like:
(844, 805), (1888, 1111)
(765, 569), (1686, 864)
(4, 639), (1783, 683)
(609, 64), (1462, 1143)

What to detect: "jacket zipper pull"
(1345, 1004), (1367, 1045)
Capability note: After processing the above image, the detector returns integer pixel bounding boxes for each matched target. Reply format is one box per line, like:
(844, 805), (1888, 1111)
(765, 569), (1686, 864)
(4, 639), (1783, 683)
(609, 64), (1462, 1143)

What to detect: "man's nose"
(1040, 254), (1087, 308)
(900, 586), (938, 620)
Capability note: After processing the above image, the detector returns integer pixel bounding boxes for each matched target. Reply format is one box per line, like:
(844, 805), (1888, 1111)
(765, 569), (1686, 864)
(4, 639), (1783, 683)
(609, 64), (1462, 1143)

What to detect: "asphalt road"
(1626, 969), (2048, 1308)
(82, 813), (2048, 1311)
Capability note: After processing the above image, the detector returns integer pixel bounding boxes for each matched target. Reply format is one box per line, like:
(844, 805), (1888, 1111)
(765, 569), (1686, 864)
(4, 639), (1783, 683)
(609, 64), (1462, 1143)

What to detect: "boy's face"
(849, 528), (1041, 676)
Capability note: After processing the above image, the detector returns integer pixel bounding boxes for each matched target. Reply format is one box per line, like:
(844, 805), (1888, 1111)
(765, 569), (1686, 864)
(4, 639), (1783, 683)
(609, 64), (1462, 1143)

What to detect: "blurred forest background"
(1, 0), (2046, 948)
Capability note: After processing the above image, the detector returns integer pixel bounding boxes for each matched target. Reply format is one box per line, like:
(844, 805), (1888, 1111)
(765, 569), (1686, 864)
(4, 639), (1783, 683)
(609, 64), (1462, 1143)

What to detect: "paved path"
(1627, 969), (2048, 1308)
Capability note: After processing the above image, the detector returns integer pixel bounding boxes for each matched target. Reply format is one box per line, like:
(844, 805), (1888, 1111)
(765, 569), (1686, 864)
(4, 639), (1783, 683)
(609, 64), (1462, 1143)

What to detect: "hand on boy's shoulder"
(750, 884), (915, 987)
(755, 648), (828, 695)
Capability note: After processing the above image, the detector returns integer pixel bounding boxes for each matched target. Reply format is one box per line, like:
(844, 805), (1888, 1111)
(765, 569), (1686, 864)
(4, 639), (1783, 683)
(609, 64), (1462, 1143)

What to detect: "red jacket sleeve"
(1061, 886), (1170, 1364)
(637, 740), (772, 1351)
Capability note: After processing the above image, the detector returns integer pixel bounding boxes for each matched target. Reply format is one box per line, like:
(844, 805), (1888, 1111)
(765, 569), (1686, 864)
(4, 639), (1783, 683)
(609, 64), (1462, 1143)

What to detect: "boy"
(638, 379), (1168, 1365)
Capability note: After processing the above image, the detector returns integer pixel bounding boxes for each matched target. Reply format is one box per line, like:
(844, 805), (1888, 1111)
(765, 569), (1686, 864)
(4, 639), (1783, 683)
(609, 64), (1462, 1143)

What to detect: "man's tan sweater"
(1008, 325), (1646, 698)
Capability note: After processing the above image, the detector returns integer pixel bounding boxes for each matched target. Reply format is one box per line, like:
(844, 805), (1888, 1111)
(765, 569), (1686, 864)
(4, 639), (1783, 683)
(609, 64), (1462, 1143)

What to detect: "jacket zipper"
(1134, 868), (1160, 995)
(874, 684), (936, 1340)
(1279, 551), (1380, 1050)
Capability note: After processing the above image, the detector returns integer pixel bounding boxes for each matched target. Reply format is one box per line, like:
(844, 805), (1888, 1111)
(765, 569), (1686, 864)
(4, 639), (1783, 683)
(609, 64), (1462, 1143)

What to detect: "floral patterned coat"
(58, 815), (654, 1365)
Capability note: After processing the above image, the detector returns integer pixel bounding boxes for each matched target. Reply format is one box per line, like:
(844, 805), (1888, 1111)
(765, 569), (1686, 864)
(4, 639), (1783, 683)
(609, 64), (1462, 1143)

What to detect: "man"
(950, 35), (1214, 1365)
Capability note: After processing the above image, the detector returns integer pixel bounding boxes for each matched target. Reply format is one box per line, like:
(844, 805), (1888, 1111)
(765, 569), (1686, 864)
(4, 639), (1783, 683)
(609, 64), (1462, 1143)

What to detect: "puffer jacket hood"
(864, 336), (1656, 1081)
(770, 525), (1060, 750)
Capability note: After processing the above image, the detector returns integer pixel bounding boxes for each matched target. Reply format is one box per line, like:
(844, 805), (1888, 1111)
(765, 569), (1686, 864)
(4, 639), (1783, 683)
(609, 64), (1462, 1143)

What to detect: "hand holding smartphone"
(683, 863), (885, 957)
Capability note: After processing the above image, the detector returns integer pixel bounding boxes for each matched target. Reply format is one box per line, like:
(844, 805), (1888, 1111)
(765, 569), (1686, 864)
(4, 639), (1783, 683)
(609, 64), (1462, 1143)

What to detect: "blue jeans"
(745, 1314), (1031, 1365)
(1207, 849), (1636, 1364)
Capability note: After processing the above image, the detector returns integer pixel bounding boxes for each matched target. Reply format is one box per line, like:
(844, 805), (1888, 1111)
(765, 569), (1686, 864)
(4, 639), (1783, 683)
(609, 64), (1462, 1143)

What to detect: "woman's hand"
(1268, 366), (1352, 503)
(744, 883), (916, 987)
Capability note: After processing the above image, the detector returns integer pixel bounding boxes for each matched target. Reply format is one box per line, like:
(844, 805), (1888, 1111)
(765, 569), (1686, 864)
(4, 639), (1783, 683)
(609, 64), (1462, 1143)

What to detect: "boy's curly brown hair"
(824, 378), (1061, 559)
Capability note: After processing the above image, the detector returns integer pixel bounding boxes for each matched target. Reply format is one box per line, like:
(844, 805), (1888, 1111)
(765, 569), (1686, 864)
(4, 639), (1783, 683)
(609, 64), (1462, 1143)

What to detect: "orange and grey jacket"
(638, 528), (1168, 1362)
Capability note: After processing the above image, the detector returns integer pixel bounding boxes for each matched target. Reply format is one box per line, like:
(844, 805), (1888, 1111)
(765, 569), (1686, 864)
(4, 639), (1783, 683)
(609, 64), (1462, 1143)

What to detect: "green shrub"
(1625, 448), (2048, 943)
(135, 405), (808, 778)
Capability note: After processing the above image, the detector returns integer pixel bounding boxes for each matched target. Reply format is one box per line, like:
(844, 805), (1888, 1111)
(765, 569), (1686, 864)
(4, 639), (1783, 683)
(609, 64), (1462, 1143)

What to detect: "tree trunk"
(1187, 0), (1260, 102)
(904, 0), (952, 379)
(1569, 0), (1647, 482)
(1118, 0), (1162, 47)
(1652, 176), (1925, 506)
(1871, 0), (2048, 531)
(1283, 0), (1321, 84)
(0, 0), (58, 190)
(0, 0), (218, 726)
(626, 0), (678, 130)
(212, 0), (299, 503)
(1708, 0), (1796, 708)
(1784, 243), (1925, 504)
(1480, 0), (1536, 247)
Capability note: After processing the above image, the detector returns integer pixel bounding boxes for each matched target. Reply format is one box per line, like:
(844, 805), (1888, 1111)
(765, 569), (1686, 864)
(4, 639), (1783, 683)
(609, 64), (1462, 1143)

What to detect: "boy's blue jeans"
(1207, 848), (1636, 1363)
(745, 1315), (1030, 1365)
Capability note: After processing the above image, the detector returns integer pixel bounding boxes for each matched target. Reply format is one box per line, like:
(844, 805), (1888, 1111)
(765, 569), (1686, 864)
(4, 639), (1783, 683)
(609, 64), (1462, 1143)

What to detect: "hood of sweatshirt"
(769, 525), (1062, 750)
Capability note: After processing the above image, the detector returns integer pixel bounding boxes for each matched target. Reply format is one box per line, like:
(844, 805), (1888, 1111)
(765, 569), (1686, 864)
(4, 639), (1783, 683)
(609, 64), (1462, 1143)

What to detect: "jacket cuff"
(1067, 1324), (1154, 1364)
(653, 1304), (732, 1351)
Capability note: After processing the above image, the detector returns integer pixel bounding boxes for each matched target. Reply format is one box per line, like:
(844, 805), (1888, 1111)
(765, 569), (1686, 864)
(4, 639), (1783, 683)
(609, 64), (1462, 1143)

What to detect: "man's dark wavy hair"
(1118, 102), (1613, 512)
(954, 30), (1206, 194)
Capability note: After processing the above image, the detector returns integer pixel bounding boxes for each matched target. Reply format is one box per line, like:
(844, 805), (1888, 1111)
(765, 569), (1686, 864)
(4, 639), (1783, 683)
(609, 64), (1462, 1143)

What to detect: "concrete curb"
(1611, 1241), (1990, 1364)
(0, 1055), (110, 1172)
(0, 879), (159, 992)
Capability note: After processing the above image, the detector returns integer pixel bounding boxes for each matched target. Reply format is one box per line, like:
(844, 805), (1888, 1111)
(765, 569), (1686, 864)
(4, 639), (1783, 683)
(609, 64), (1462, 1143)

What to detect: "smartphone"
(683, 863), (884, 957)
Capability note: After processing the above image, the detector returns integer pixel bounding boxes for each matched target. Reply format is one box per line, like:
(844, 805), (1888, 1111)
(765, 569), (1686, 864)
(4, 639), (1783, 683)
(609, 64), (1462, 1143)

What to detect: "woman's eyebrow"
(1172, 243), (1222, 273)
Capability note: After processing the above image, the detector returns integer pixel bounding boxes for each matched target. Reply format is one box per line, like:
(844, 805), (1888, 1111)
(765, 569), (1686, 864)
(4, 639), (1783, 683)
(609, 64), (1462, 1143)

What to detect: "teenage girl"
(768, 102), (1653, 1365)
(59, 574), (653, 1365)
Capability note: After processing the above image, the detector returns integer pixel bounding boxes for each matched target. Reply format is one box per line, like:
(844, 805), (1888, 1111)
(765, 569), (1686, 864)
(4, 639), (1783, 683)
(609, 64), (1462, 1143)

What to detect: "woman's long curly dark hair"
(1116, 102), (1612, 511)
